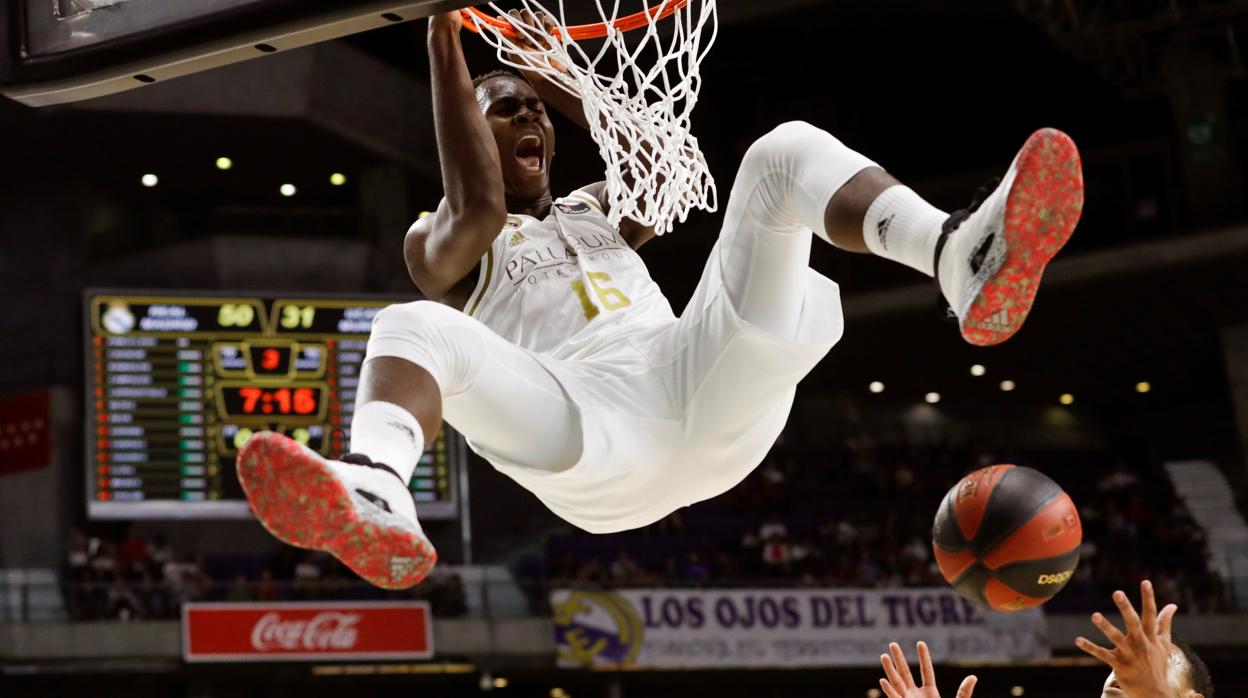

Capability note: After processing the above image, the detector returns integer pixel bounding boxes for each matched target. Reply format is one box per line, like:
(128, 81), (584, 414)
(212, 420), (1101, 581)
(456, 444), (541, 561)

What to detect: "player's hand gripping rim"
(503, 9), (568, 75)
(428, 9), (463, 35)
(879, 641), (977, 698)
(1075, 579), (1179, 698)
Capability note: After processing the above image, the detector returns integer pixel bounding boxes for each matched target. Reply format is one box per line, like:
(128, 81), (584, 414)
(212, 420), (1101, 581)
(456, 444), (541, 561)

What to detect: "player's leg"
(358, 300), (582, 475)
(730, 121), (1083, 346)
(238, 300), (581, 589)
(711, 121), (878, 341)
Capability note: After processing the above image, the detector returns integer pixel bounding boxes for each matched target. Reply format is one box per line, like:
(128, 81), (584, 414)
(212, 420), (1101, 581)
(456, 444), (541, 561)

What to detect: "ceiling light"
(216, 156), (233, 170)
(1000, 380), (1015, 392)
(970, 364), (986, 377)
(869, 381), (885, 394)
(1010, 687), (1025, 697)
(867, 690), (882, 698)
(280, 183), (297, 197)
(1059, 393), (1074, 405)
(141, 173), (159, 187)
(493, 677), (509, 689)
(925, 392), (940, 404)
(1136, 381), (1151, 394)
(330, 172), (347, 186)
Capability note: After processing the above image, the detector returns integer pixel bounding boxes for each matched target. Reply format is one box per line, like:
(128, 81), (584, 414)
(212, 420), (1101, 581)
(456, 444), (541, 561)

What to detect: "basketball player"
(877, 581), (1214, 698)
(236, 9), (1085, 588)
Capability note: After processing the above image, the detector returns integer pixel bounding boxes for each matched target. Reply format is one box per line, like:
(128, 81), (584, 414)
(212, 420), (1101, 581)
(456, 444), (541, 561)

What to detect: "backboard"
(1, 0), (475, 107)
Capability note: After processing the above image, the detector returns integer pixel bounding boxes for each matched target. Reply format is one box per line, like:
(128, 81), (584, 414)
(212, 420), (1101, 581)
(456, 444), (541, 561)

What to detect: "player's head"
(1100, 639), (1213, 698)
(473, 68), (555, 203)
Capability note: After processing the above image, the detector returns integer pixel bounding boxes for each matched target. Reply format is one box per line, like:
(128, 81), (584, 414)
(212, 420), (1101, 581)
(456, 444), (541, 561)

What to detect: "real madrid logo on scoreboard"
(84, 290), (465, 522)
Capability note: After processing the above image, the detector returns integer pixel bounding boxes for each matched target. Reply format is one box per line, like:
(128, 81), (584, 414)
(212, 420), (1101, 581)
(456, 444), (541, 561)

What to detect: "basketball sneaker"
(934, 128), (1084, 346)
(237, 431), (436, 589)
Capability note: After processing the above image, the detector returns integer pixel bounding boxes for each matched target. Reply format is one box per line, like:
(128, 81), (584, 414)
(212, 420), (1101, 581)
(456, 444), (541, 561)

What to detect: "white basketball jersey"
(463, 189), (675, 357)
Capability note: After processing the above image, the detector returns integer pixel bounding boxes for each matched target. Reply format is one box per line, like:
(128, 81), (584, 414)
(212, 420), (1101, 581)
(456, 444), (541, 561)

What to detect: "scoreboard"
(85, 291), (464, 520)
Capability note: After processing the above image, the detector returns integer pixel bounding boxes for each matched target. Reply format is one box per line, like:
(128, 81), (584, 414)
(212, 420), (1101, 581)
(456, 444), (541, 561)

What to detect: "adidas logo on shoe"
(975, 308), (1012, 333)
(390, 556), (416, 583)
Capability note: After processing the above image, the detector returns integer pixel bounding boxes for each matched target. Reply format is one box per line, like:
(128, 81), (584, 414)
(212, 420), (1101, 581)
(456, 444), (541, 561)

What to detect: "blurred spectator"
(293, 553), (322, 599)
(684, 552), (711, 584)
(149, 534), (174, 569)
(226, 573), (253, 602)
(255, 568), (280, 601)
(106, 575), (144, 621)
(575, 555), (607, 585)
(117, 526), (150, 575)
(759, 512), (787, 542)
(610, 551), (640, 585)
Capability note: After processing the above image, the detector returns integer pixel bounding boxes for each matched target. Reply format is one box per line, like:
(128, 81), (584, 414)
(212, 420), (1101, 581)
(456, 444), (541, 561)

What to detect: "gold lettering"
(1036, 570), (1074, 585)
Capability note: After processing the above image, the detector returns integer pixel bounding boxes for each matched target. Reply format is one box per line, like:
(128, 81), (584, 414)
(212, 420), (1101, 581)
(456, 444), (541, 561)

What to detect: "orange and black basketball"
(932, 464), (1082, 612)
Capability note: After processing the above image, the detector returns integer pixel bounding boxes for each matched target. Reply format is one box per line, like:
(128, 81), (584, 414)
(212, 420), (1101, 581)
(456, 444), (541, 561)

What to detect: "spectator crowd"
(546, 430), (1230, 614)
(62, 528), (468, 621)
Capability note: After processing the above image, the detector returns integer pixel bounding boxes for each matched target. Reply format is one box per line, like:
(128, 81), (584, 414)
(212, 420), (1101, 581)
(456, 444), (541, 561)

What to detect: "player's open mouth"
(515, 134), (544, 173)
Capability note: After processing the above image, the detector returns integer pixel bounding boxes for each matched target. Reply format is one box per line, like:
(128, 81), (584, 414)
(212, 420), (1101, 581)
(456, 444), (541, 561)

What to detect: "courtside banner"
(182, 601), (433, 662)
(551, 588), (1048, 668)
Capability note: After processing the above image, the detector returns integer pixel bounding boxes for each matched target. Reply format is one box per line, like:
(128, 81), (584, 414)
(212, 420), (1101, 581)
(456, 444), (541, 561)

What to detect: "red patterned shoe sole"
(237, 431), (436, 589)
(962, 128), (1084, 346)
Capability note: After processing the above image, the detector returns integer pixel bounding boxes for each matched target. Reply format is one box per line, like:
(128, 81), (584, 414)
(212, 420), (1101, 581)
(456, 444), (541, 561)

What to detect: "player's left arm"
(878, 641), (977, 698)
(505, 10), (659, 249)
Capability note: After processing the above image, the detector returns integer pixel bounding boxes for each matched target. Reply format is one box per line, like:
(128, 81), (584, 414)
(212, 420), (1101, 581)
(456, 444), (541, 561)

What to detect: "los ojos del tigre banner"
(551, 588), (1049, 668)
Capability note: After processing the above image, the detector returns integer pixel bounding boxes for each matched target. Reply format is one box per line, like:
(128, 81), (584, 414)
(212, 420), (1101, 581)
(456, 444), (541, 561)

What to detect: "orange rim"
(461, 0), (690, 41)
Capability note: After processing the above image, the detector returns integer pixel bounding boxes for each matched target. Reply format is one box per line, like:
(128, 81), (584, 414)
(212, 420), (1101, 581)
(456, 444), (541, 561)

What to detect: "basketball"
(932, 464), (1083, 612)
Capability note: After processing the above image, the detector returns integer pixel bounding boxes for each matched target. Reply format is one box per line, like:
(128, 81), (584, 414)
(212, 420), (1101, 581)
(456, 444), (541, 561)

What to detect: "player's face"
(1100, 649), (1199, 698)
(477, 76), (555, 202)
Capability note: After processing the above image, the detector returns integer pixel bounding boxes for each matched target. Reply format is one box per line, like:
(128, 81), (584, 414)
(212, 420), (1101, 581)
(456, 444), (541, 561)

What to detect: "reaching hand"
(879, 641), (977, 698)
(428, 10), (463, 35)
(1076, 580), (1179, 698)
(504, 9), (567, 75)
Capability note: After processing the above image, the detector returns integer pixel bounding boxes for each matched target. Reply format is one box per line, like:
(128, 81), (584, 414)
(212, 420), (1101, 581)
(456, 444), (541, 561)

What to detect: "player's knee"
(370, 301), (484, 391)
(740, 121), (826, 188)
(745, 121), (818, 164)
(373, 300), (465, 340)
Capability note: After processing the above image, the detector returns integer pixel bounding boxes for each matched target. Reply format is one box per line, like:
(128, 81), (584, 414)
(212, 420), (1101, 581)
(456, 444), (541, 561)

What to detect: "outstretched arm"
(879, 641), (977, 698)
(1076, 580), (1182, 698)
(404, 12), (507, 300)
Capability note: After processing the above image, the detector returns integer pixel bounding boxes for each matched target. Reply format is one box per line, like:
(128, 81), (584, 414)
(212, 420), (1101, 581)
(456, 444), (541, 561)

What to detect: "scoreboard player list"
(86, 293), (459, 520)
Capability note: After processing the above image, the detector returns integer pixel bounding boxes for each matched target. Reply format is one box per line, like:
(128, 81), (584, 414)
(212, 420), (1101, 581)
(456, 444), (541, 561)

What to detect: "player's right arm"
(404, 12), (507, 300)
(1076, 580), (1181, 698)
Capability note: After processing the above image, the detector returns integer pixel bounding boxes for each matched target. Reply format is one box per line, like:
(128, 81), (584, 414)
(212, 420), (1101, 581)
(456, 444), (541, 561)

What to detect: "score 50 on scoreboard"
(85, 292), (463, 520)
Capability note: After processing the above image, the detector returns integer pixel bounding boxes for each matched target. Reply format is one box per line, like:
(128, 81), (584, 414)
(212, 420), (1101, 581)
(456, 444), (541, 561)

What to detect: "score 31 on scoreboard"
(85, 291), (463, 520)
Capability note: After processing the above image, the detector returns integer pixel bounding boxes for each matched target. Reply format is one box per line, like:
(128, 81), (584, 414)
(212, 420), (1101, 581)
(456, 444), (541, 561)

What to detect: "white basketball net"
(466, 0), (718, 235)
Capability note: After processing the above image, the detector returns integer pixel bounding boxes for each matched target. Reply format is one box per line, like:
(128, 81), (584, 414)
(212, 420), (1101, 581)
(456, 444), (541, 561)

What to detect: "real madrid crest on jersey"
(555, 200), (591, 214)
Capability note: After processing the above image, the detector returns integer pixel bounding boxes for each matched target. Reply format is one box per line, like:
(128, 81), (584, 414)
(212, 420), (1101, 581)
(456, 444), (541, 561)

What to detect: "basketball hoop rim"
(461, 0), (691, 41)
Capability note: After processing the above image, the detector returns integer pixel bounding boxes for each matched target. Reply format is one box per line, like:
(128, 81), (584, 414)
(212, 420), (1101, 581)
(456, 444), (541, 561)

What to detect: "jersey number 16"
(570, 272), (631, 321)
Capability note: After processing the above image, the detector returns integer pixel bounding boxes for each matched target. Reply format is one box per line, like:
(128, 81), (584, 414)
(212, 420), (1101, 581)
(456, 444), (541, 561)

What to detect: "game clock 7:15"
(219, 385), (324, 418)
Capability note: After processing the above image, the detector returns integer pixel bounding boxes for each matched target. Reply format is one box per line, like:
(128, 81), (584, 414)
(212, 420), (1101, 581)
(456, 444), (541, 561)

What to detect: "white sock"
(348, 401), (424, 483)
(861, 185), (948, 277)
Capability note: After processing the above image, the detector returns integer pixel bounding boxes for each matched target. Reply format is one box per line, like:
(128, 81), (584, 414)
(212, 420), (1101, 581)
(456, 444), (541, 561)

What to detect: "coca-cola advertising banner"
(182, 602), (433, 662)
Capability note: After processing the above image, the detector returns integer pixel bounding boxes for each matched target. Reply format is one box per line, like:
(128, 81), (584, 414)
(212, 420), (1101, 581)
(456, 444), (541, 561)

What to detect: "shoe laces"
(341, 452), (405, 484)
(934, 176), (1003, 319)
(943, 176), (1001, 236)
